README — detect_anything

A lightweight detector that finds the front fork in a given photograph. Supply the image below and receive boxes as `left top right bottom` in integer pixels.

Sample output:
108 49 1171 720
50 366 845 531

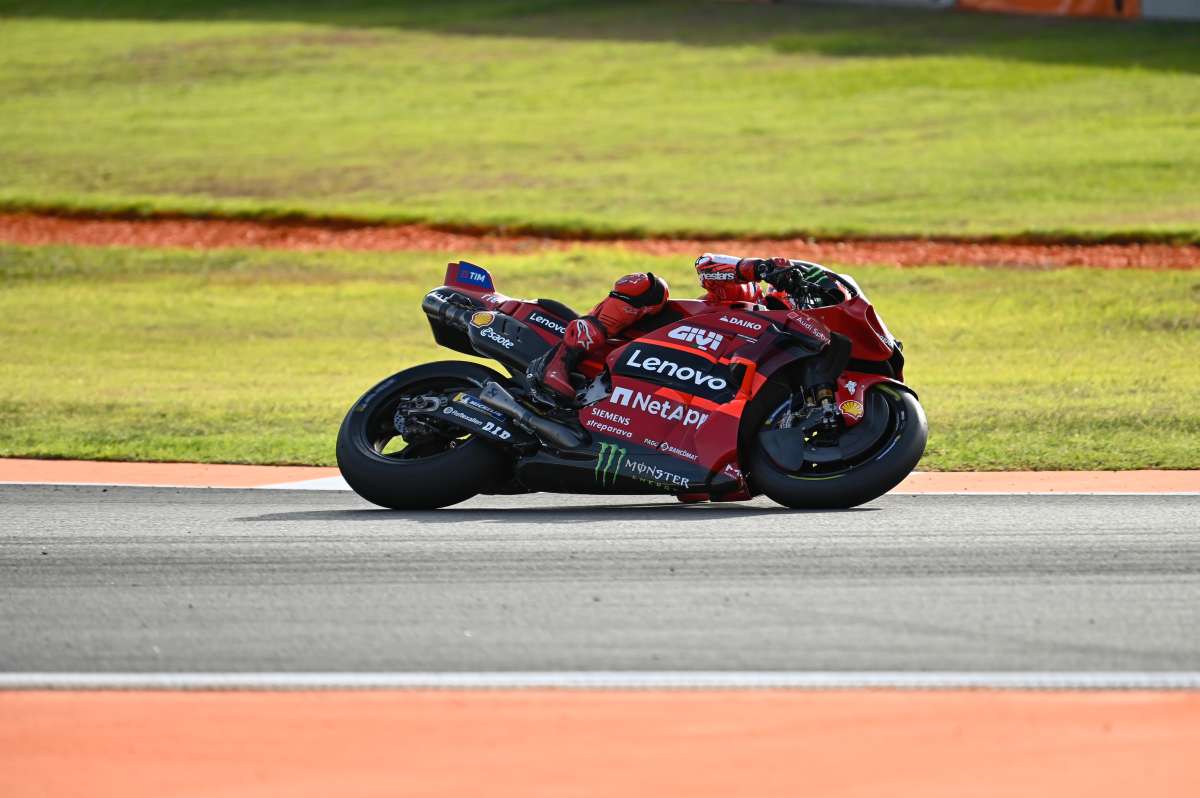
777 382 842 445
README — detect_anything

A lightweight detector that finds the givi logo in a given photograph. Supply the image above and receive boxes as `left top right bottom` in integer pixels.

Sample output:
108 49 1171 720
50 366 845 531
667 325 723 351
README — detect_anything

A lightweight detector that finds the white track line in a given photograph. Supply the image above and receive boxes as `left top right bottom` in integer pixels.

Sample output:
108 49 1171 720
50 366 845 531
3 671 1199 691
255 476 350 490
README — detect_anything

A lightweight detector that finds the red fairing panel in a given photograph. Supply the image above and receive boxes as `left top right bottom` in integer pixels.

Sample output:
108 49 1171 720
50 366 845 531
836 372 904 428
582 310 779 492
808 295 894 361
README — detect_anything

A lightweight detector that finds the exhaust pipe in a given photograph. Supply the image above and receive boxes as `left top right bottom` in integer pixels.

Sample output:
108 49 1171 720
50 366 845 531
479 381 588 450
422 290 476 330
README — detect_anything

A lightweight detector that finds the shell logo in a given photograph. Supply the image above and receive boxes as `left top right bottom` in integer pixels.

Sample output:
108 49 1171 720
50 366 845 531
839 400 864 421
470 311 495 327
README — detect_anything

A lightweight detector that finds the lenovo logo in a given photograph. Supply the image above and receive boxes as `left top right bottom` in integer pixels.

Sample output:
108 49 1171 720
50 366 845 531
527 312 566 336
612 344 735 402
623 348 728 391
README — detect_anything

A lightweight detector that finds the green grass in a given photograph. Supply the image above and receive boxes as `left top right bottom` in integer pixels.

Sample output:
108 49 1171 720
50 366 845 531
1 1 1198 240
1 243 1197 470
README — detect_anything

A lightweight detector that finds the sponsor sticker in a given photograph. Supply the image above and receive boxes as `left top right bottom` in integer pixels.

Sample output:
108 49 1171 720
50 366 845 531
445 399 513 440
453 392 503 419
479 326 515 349
594 443 691 489
457 262 494 289
608 386 708 429
442 405 483 426
591 407 631 426
527 312 566 336
667 325 724 352
612 345 733 402
839 399 865 421
595 442 627 486
719 315 763 332
657 441 698 462
584 418 632 439
786 311 830 344
480 419 512 440
569 319 596 348
470 311 495 327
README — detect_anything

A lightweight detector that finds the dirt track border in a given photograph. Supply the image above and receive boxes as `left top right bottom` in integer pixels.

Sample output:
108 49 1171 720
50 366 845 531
2 213 1198 269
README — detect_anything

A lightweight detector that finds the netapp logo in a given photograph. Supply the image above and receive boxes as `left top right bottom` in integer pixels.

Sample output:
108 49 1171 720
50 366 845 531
527 312 566 336
612 345 734 402
667 325 723 352
609 387 708 429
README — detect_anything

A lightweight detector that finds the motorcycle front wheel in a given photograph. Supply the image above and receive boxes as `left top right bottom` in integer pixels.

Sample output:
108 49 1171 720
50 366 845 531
745 383 927 509
336 361 513 510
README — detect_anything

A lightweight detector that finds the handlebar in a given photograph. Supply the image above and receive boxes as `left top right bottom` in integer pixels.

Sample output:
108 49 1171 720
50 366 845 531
761 265 853 305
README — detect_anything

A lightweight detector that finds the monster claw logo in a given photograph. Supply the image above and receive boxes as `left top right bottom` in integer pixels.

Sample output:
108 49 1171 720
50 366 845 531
594 442 626 486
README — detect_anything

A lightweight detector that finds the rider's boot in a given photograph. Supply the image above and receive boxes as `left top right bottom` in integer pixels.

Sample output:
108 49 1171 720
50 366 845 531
528 273 668 404
528 316 605 404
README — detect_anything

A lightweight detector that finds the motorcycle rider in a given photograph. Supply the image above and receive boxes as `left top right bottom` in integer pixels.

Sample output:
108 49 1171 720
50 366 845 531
530 253 844 401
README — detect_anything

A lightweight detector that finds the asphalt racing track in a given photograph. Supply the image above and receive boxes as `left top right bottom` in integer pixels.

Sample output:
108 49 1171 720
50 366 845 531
3 485 1198 676
4 479 1200 796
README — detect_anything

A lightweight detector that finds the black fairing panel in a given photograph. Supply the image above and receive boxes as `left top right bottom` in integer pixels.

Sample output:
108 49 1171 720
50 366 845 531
514 439 740 496
466 313 553 372
424 287 482 356
536 298 579 321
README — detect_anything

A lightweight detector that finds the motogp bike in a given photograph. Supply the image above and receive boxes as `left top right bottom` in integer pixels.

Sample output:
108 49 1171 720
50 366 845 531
336 260 926 509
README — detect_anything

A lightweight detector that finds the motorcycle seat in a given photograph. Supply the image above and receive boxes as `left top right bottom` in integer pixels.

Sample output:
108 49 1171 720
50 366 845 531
536 298 579 321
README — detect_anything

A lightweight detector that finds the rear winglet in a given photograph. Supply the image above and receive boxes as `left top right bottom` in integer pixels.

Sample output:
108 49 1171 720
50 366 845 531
445 260 495 292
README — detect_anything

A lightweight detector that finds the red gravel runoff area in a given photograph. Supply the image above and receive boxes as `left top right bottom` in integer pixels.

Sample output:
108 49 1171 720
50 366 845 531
1 213 1198 269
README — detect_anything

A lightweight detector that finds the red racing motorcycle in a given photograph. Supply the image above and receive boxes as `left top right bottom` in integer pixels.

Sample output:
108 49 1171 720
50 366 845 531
336 260 926 509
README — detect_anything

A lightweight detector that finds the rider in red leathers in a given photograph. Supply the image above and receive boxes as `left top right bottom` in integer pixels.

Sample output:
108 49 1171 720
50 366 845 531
530 253 842 401
530 271 669 400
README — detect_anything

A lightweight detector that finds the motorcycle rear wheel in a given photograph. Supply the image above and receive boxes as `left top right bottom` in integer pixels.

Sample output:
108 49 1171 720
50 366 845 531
336 361 513 510
745 383 927 510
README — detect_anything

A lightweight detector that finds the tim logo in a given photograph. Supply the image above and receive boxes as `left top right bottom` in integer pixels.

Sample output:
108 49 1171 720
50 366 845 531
667 325 723 352
456 261 494 290
595 442 626 486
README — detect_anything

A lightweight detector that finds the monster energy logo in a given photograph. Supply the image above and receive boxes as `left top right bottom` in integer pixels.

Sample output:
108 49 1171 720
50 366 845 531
594 442 626 486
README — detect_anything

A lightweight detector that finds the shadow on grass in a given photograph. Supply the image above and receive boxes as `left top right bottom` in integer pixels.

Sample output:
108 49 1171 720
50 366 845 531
236 502 879 524
2 0 1198 73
